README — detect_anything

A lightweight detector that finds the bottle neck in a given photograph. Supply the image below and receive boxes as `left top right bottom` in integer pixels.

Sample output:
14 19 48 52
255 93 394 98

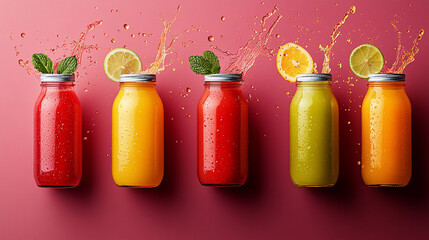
368 81 405 88
296 81 331 88
204 81 243 90
120 82 157 88
41 82 75 89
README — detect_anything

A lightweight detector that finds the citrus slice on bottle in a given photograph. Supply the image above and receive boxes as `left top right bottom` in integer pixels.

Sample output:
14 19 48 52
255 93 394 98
104 48 142 82
276 43 314 82
349 44 384 79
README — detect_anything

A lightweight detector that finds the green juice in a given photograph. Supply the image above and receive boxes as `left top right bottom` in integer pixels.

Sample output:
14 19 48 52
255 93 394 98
289 75 339 187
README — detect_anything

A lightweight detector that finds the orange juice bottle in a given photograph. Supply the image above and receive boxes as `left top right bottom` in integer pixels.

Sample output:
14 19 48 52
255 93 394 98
361 74 411 187
112 74 164 187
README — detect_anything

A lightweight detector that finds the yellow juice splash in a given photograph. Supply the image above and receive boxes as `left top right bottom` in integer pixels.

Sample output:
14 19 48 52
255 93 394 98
143 6 193 74
318 6 356 73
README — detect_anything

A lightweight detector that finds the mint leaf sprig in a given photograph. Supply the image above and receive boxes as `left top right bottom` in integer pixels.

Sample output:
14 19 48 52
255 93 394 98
188 50 220 75
32 53 78 74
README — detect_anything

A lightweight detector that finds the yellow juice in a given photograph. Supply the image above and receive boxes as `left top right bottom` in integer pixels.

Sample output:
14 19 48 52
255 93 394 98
112 75 164 187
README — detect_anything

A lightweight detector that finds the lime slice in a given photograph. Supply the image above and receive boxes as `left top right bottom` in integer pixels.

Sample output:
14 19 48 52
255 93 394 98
349 44 384 79
104 48 142 82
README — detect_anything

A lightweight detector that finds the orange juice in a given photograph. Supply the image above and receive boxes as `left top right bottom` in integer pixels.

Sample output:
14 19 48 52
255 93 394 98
112 74 164 187
361 74 411 187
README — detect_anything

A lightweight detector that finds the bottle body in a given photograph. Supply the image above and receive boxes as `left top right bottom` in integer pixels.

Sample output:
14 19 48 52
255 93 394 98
290 74 339 187
112 79 164 187
34 77 82 188
361 75 411 187
197 75 248 186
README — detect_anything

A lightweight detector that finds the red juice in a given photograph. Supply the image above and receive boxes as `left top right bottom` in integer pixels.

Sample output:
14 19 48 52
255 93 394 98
197 74 248 186
34 74 82 188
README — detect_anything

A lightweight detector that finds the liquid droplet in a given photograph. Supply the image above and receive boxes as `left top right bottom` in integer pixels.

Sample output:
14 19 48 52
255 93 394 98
18 59 25 66
111 38 115 43
186 87 191 93
337 62 342 68
208 36 215 42
357 161 361 166
20 33 26 38
84 88 88 92
418 29 424 40
131 34 135 38
221 16 226 21
124 24 130 30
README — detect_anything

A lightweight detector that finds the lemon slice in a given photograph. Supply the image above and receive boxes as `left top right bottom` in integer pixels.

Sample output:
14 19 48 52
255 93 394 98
349 44 384 79
104 48 142 82
277 43 314 82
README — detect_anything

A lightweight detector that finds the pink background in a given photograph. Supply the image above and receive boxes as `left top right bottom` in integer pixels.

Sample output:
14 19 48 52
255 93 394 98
1 0 428 239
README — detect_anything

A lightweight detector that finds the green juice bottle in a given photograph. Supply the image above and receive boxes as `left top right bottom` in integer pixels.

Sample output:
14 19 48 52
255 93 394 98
289 74 339 187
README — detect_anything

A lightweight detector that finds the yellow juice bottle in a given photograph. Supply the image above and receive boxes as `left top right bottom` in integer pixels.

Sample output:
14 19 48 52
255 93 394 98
112 74 164 187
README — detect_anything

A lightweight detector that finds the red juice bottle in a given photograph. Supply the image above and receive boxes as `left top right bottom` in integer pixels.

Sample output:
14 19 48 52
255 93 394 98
34 74 82 188
197 74 248 186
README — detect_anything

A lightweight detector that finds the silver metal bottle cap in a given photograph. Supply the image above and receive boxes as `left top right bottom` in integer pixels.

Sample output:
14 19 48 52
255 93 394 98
119 74 156 82
40 74 75 82
296 73 332 82
204 74 243 82
368 74 405 82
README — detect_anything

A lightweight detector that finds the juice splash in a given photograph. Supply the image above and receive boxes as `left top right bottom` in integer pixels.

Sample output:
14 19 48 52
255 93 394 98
318 6 356 73
215 6 282 76
143 6 188 74
381 22 424 74
14 20 102 78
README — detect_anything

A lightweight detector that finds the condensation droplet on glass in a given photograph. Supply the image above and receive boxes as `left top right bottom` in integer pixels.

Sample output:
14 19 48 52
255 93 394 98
208 36 215 42
124 24 130 30
83 137 88 141
131 34 135 38
221 16 226 21
20 33 26 38
18 59 25 66
186 87 191 93
84 88 88 92
111 38 115 43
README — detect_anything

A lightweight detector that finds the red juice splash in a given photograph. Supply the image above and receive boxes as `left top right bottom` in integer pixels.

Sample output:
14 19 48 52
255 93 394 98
381 22 424 74
318 6 356 74
214 6 282 76
14 20 102 78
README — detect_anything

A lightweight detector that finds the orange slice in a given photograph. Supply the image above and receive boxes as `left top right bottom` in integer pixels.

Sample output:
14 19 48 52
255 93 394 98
276 43 314 82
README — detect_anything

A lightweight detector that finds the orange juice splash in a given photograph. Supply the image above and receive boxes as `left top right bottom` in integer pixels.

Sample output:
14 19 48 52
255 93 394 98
15 20 102 78
143 6 186 74
318 6 356 73
215 6 282 76
381 22 424 74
